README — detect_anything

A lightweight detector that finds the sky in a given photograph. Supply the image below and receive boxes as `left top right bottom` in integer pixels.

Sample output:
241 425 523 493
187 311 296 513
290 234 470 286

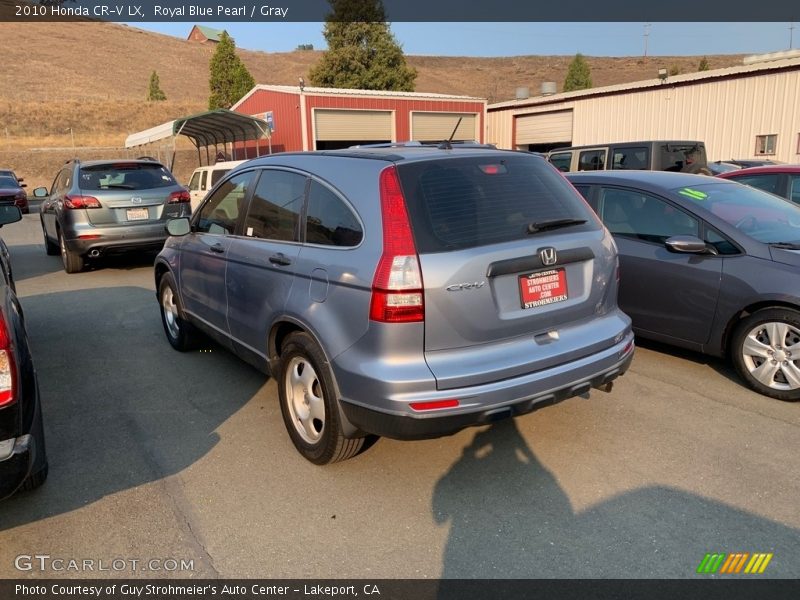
135 22 799 57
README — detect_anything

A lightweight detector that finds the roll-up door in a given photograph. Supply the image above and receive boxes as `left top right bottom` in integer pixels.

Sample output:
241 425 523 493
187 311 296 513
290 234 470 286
314 110 393 142
412 112 478 142
515 110 573 145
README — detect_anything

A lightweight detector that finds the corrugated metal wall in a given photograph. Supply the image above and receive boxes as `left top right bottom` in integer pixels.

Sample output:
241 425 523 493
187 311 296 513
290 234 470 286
488 68 800 162
235 89 303 154
304 96 486 150
237 91 487 152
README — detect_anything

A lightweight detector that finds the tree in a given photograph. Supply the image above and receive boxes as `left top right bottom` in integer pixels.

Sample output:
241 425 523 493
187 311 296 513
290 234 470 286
563 53 592 92
208 32 256 109
698 57 710 71
147 71 166 101
669 64 682 76
309 0 416 91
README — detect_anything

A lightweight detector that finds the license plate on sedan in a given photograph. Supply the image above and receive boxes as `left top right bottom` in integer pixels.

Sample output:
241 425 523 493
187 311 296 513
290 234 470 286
126 208 149 221
519 268 568 309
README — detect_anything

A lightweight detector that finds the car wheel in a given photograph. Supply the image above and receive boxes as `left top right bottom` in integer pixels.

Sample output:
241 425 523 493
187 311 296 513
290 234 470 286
278 332 364 464
732 308 800 401
158 272 198 351
58 228 83 274
42 222 58 256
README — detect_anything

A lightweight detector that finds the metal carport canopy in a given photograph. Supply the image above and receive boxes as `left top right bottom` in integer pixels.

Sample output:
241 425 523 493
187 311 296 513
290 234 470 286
173 109 270 163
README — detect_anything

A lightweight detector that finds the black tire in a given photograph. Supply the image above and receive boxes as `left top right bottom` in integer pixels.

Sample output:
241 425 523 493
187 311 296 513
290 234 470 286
278 332 364 464
58 228 83 273
158 272 199 351
43 222 58 256
731 308 800 401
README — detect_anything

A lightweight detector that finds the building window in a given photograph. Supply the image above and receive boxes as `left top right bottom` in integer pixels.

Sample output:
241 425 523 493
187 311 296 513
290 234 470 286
755 134 777 156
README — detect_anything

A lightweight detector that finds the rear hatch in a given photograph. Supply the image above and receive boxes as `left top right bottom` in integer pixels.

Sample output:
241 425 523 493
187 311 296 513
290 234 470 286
397 153 620 390
78 162 182 225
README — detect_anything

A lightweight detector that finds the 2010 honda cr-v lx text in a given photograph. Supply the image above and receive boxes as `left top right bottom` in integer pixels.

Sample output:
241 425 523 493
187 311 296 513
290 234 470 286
154 145 634 464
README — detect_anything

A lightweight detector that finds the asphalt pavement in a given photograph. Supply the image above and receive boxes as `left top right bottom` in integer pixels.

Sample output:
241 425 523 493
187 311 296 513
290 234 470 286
0 213 798 579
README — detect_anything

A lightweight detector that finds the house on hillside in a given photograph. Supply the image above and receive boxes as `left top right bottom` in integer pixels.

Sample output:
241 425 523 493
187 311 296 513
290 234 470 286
187 25 228 44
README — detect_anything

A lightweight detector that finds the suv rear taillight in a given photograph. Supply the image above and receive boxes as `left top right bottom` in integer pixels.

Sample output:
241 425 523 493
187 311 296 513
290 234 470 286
0 313 17 408
369 166 424 323
168 190 191 204
14 192 26 204
64 195 101 209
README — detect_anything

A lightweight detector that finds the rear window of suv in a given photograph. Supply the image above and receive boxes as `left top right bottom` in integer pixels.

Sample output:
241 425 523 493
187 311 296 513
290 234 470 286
79 163 177 191
397 154 597 253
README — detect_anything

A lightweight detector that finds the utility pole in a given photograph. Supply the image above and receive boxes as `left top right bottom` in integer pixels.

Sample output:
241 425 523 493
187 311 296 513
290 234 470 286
643 23 651 59
66 128 75 150
790 21 795 49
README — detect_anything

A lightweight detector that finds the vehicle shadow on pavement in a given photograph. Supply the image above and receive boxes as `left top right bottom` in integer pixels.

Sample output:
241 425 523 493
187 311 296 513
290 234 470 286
433 419 800 578
5 245 64 282
633 337 743 388
9 245 161 284
0 287 266 532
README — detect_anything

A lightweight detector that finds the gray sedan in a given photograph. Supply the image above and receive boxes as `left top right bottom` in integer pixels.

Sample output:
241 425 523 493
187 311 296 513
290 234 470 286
567 170 800 401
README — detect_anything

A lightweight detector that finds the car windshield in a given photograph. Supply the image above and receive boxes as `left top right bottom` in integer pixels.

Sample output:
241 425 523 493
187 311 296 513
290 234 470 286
0 176 18 188
79 163 177 191
672 181 800 244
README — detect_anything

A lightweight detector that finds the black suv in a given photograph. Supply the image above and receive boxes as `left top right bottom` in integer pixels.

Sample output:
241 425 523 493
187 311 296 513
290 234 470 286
0 206 47 499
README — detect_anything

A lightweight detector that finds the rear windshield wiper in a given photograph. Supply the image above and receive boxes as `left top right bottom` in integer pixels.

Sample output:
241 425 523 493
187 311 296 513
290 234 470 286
101 184 136 189
769 242 800 250
527 218 587 234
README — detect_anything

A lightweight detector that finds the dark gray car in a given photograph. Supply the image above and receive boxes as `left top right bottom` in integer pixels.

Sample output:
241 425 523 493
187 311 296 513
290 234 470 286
38 159 191 273
156 147 634 463
567 170 800 401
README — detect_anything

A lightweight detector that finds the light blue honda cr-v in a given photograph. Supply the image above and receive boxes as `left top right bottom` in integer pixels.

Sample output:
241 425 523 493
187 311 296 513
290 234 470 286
155 146 634 464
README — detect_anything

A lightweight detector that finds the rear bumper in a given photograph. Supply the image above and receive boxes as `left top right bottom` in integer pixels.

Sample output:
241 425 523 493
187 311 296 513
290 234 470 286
338 332 634 440
0 434 34 500
63 223 169 255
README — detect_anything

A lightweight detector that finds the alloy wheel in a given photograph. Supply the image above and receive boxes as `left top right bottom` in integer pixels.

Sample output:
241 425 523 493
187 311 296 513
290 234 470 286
741 321 800 391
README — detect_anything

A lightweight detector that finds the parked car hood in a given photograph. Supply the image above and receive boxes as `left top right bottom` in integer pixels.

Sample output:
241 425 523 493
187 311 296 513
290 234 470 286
769 246 800 268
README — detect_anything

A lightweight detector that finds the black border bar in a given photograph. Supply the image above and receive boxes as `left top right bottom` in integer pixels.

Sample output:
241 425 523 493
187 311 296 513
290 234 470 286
1 0 798 22
5 579 800 600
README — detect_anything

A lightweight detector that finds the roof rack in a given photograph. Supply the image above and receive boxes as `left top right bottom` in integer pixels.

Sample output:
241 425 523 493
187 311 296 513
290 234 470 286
349 140 496 150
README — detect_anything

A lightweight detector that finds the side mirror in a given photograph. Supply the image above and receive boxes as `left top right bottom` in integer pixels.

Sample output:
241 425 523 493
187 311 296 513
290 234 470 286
665 235 718 256
0 206 22 228
33 187 48 198
166 217 191 236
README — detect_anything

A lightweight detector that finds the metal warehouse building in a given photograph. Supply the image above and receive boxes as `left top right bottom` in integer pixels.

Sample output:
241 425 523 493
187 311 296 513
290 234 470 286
487 52 800 163
232 85 487 152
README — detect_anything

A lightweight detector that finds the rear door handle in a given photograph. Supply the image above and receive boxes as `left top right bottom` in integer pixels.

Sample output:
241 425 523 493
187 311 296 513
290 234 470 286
269 253 292 266
209 243 226 254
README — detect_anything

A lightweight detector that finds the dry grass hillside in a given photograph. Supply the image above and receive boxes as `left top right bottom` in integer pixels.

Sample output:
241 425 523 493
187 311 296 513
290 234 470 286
0 20 745 186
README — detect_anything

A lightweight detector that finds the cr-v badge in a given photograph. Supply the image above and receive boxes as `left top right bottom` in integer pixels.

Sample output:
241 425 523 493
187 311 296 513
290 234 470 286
446 282 486 291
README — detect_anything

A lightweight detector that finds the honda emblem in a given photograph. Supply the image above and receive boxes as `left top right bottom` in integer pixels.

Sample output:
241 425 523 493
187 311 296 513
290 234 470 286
539 247 557 266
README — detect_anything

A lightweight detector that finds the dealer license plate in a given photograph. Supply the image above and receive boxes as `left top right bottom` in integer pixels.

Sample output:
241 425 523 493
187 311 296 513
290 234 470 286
518 268 568 309
126 208 149 221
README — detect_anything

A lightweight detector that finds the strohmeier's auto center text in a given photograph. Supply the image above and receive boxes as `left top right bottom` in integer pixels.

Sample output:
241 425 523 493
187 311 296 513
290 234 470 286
15 583 378 597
